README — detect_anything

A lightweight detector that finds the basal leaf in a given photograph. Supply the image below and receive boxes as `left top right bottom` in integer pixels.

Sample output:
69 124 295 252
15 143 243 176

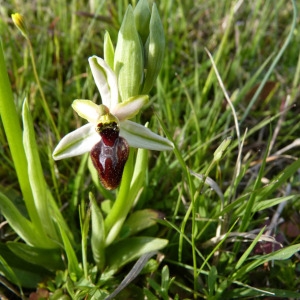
0 192 51 248
90 193 106 271
7 242 63 271
121 209 161 238
105 237 168 275
22 99 59 244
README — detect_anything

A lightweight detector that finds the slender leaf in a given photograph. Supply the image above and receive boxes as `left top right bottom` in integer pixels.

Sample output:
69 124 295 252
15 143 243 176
208 266 218 297
233 244 300 280
105 237 168 275
252 195 295 212
90 193 106 271
0 40 37 231
22 99 59 243
80 203 90 279
235 227 265 269
0 255 21 289
105 251 157 300
0 192 51 248
7 242 63 271
225 287 300 299
58 222 82 281
0 243 51 288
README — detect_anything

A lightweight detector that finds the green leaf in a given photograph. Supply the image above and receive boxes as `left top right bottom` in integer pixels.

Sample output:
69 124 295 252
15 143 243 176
161 265 170 292
0 191 50 248
252 195 295 212
0 243 51 288
22 99 59 244
0 255 21 289
235 227 265 269
47 189 74 244
208 266 218 296
106 251 157 300
143 288 158 300
58 222 82 281
224 287 300 299
7 242 63 271
256 158 300 202
80 202 90 279
90 193 106 271
233 244 300 280
122 209 161 238
213 136 232 162
0 41 35 227
105 237 168 275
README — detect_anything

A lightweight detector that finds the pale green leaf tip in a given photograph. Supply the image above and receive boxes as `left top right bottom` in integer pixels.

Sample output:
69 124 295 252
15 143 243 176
214 137 232 161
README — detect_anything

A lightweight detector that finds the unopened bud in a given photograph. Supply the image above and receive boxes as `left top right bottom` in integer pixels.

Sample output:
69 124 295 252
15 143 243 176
11 13 28 38
134 0 151 44
213 137 232 162
142 3 165 94
114 5 144 102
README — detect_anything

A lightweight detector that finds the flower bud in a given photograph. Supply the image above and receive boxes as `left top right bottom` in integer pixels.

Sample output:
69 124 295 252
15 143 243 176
213 137 232 162
11 13 28 38
133 0 151 44
141 3 165 94
114 5 144 102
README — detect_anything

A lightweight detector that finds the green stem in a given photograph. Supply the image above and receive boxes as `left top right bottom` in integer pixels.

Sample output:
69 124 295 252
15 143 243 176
104 149 134 245
0 40 41 228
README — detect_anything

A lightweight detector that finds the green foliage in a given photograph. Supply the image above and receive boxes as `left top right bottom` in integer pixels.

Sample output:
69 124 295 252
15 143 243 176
1 0 300 299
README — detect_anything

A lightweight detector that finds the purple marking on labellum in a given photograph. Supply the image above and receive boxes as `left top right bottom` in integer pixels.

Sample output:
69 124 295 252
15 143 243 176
90 133 129 190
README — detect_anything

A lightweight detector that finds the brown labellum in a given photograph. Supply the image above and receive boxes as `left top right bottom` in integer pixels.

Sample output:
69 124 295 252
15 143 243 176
90 136 129 190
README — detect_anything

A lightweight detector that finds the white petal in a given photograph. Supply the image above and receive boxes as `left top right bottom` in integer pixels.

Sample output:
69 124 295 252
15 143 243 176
72 100 101 123
53 123 100 160
88 56 119 108
112 95 149 121
120 120 174 151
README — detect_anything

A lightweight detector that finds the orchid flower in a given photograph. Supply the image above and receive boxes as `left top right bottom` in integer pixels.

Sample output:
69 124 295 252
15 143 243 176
53 56 173 188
